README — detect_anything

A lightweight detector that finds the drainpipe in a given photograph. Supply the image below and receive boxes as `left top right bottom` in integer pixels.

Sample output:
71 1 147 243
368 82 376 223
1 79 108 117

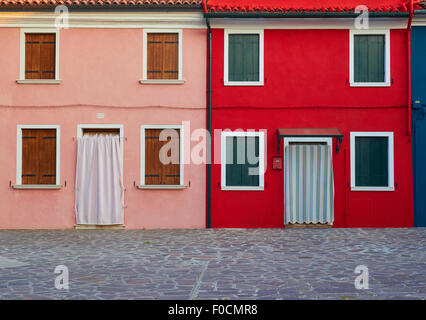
204 0 212 228
407 0 414 136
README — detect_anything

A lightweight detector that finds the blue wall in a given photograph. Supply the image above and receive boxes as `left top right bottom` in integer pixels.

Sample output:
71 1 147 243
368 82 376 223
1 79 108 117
412 27 426 104
411 26 426 227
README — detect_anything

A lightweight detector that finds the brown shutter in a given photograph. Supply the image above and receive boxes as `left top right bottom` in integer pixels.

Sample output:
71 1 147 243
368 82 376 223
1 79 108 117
25 34 41 80
162 129 180 185
38 129 57 184
145 129 180 185
147 33 178 80
22 129 39 184
25 33 55 80
40 34 56 79
21 129 56 185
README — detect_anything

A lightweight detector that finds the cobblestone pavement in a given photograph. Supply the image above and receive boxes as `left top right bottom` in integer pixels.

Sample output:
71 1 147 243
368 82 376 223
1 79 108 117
0 228 425 300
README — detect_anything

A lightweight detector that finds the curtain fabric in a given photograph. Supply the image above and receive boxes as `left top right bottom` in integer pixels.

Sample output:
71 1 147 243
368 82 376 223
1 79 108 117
75 134 124 225
284 144 334 224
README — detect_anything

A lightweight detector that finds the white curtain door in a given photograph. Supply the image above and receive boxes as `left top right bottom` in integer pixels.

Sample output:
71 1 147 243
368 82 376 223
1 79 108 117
75 134 124 225
284 144 334 224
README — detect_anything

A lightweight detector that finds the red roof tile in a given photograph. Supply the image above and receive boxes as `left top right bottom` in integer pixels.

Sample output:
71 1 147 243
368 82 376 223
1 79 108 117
205 0 422 13
0 0 201 8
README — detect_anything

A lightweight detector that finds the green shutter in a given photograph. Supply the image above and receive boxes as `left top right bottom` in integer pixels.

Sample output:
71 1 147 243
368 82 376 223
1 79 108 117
228 34 260 82
354 35 385 83
245 137 260 186
355 137 388 187
226 136 260 187
226 137 243 186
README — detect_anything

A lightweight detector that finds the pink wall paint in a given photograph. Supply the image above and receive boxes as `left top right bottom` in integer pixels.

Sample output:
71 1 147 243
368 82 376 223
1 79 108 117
0 28 206 108
0 28 206 229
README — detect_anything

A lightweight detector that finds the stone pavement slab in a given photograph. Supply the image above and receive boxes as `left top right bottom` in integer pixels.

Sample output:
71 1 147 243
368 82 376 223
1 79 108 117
0 228 424 300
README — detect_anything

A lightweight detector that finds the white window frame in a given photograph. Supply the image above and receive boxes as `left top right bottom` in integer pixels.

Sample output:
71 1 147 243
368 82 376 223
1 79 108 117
16 125 61 186
349 29 390 87
350 131 394 191
19 28 60 82
140 125 184 187
142 29 183 83
224 29 264 86
221 131 265 191
77 124 124 180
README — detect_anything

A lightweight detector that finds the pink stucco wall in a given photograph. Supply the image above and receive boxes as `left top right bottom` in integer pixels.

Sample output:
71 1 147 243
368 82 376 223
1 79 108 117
0 27 207 229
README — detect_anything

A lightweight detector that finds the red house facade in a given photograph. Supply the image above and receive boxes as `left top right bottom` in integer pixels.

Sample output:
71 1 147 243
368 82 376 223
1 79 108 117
205 0 418 228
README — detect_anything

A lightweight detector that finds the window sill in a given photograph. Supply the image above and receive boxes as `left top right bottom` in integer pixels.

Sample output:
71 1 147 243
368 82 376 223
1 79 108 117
16 79 62 85
12 184 62 190
351 186 394 192
349 82 390 87
221 186 264 191
224 81 264 86
137 184 187 190
139 79 185 85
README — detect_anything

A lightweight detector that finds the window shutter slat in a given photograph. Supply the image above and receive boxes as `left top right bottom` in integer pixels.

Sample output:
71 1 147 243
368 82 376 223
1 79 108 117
244 137 260 186
225 136 235 186
147 34 162 80
163 34 178 80
162 130 180 185
145 129 161 185
354 35 361 82
25 35 33 79
25 34 41 80
40 34 56 80
22 129 39 184
244 37 259 81
229 35 242 81
226 137 244 187
38 129 57 184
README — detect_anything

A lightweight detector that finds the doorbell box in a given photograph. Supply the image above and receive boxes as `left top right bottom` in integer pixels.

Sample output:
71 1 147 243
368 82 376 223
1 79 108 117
272 156 282 170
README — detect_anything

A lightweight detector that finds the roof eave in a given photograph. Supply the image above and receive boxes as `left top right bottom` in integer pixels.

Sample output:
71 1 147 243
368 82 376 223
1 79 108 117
0 4 202 12
205 11 411 18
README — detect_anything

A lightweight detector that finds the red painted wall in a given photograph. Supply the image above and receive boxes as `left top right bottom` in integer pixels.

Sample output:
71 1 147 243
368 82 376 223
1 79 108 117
210 28 413 228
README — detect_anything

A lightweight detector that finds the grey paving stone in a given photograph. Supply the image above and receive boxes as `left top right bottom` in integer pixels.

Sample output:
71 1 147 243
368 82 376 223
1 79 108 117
0 228 424 299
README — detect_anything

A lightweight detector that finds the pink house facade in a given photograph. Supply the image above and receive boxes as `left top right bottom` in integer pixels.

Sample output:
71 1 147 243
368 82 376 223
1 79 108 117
0 1 207 229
